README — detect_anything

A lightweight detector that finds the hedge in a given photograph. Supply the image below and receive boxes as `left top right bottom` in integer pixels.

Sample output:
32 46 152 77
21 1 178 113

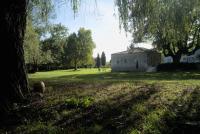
157 63 200 71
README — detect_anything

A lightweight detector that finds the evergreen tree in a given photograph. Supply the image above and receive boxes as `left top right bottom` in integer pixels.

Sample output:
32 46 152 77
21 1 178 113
96 53 101 68
101 51 106 66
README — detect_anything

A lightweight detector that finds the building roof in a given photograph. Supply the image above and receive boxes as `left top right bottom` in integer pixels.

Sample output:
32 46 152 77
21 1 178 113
112 47 157 55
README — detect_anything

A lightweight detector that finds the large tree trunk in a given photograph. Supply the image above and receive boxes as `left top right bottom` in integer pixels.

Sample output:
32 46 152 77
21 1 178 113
163 47 182 63
0 0 29 118
172 55 181 63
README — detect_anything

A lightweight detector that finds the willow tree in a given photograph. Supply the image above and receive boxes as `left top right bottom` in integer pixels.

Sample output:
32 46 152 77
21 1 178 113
77 28 96 67
115 0 200 63
0 0 81 117
24 20 41 72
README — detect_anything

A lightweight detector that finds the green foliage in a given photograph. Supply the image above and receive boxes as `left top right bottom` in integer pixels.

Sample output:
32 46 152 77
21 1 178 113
65 97 80 108
64 33 79 69
64 28 95 70
27 0 83 26
40 50 53 65
78 28 96 65
65 97 93 108
81 97 94 108
26 1 95 69
28 0 55 26
130 129 140 134
41 24 68 65
24 20 41 66
115 0 200 62
50 23 68 39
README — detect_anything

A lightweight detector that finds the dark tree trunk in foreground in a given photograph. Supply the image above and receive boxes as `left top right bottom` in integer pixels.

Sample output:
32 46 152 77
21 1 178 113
0 0 29 118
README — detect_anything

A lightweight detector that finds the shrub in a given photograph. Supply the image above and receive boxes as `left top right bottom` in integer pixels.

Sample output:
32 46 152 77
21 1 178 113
65 97 94 108
157 63 200 72
80 97 94 108
65 98 80 108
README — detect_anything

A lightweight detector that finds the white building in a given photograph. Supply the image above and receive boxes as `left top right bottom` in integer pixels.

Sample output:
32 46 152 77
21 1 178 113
111 47 161 72
180 49 200 63
163 56 173 63
163 49 200 63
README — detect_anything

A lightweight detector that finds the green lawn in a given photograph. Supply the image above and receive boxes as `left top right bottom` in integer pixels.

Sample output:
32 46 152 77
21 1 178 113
2 68 200 134
29 68 200 85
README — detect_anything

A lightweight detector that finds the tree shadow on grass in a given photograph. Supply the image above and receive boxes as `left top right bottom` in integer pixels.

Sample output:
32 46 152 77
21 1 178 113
162 87 200 134
37 71 200 83
54 84 161 134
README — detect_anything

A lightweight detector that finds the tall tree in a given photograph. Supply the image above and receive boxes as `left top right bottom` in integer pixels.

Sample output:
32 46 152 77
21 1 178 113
64 28 95 70
115 0 200 63
0 0 29 116
64 33 79 70
24 20 41 71
96 54 101 68
41 24 68 65
101 51 106 66
77 28 96 65
0 0 81 117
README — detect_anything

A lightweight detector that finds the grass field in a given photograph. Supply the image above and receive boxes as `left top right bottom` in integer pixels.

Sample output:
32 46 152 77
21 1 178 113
2 68 200 134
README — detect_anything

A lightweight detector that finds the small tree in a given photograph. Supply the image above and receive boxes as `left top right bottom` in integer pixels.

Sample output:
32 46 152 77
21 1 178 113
96 53 101 69
101 51 106 66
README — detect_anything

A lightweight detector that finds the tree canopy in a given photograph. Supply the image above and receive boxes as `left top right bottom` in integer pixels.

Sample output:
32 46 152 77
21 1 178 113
24 20 41 67
27 0 81 24
64 28 95 70
77 28 96 65
115 0 200 63
41 23 68 65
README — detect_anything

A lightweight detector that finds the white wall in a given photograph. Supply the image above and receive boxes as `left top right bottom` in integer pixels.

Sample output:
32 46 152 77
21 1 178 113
180 49 200 63
111 53 148 71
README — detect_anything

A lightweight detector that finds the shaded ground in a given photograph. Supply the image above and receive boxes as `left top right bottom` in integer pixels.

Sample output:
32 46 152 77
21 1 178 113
1 69 200 134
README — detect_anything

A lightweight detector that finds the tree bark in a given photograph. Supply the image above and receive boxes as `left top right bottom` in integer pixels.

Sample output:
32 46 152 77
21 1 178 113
172 55 181 63
0 0 29 117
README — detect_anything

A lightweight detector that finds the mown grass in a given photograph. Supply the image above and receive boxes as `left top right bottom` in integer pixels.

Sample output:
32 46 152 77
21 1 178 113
1 68 200 134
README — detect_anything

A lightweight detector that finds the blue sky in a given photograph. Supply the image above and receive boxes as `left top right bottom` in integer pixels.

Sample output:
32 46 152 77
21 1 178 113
53 0 152 61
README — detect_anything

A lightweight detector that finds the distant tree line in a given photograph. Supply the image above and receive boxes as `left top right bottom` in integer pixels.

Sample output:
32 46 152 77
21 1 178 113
24 21 96 72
